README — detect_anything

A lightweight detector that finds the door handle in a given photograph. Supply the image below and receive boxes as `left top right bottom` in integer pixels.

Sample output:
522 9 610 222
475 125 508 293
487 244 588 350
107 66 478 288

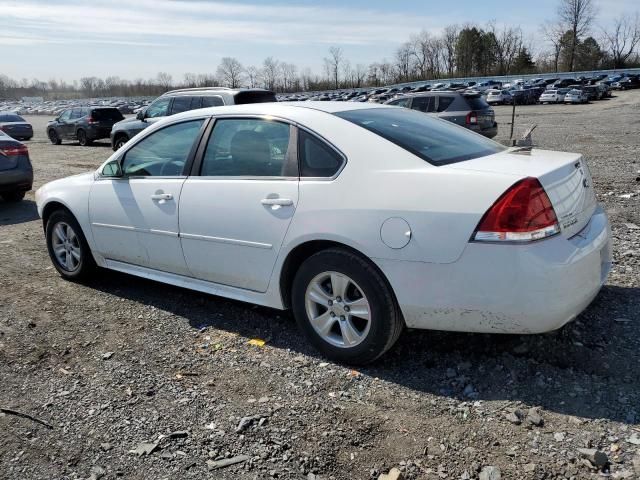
261 198 293 206
151 193 173 201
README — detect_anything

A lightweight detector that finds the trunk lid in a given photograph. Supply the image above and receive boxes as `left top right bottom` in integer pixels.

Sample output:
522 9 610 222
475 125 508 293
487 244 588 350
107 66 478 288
447 148 597 238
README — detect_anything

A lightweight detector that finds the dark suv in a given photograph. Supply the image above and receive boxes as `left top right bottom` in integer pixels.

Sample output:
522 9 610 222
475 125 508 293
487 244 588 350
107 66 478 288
47 107 124 146
386 91 497 138
110 87 277 150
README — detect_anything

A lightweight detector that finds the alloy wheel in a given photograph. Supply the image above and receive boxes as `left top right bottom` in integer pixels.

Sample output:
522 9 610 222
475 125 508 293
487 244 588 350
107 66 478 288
304 271 371 348
51 222 82 272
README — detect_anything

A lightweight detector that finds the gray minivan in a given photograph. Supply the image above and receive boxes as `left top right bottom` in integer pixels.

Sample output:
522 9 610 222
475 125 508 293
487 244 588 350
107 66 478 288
385 92 497 138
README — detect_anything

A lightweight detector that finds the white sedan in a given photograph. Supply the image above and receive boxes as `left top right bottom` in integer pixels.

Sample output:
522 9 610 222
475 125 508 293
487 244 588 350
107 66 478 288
36 102 612 364
539 88 569 104
486 89 513 105
564 89 589 104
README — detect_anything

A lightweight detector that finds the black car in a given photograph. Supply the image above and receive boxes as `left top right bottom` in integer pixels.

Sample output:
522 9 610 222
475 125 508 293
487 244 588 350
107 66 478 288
618 76 640 90
110 87 277 150
0 131 32 202
552 78 577 89
0 112 33 141
47 107 124 146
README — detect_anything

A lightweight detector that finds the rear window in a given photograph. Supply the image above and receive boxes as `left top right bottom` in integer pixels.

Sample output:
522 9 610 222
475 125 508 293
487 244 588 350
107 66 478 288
91 108 124 121
335 108 505 166
464 96 490 110
233 90 276 105
0 114 25 122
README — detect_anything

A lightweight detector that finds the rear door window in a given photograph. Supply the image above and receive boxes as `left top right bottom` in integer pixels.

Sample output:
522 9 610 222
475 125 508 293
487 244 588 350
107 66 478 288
200 118 291 177
387 98 411 108
170 96 193 115
335 107 505 166
411 96 435 113
70 108 84 120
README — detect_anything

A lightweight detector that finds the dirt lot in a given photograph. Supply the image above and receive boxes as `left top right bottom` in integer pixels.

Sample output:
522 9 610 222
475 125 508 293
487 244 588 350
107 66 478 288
1 93 639 480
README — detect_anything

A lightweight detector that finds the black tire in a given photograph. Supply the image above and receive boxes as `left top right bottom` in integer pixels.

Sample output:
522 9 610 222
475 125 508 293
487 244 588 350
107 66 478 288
113 135 129 151
48 129 62 145
45 209 96 281
1 191 25 202
291 248 403 364
77 129 92 146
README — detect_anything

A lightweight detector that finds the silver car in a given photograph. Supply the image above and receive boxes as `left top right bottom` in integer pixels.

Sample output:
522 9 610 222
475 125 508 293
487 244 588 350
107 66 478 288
564 89 588 104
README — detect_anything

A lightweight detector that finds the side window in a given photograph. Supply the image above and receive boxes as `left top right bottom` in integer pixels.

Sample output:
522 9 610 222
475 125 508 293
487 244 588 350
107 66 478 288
201 96 224 107
70 108 83 120
201 118 291 177
146 97 171 118
170 96 192 115
388 98 411 108
411 96 434 113
121 120 204 177
299 130 343 178
436 97 454 112
59 110 71 121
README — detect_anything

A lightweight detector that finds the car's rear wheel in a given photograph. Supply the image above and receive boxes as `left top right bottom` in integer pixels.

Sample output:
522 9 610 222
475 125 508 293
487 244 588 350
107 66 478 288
48 129 62 145
77 129 92 146
291 248 403 364
45 210 95 280
1 191 25 202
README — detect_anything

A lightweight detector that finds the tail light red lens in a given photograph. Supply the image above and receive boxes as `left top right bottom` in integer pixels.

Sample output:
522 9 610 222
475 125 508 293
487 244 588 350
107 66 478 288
466 112 478 125
88 117 98 124
0 145 28 157
472 177 560 242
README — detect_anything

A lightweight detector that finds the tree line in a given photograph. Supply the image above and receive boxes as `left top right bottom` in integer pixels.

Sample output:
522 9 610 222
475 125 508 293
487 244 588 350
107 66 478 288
1 0 638 100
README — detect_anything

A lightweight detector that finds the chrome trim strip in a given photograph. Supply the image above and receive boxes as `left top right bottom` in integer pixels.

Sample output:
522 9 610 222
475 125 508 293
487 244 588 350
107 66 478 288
179 232 272 249
92 223 178 237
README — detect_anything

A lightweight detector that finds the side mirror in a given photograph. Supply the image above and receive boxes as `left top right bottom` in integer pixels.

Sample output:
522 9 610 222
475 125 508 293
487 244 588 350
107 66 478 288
101 160 123 178
136 109 146 121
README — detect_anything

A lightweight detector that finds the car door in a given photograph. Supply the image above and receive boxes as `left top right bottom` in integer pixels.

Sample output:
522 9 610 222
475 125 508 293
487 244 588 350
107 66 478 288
67 108 83 138
89 118 207 275
56 109 72 138
179 117 299 292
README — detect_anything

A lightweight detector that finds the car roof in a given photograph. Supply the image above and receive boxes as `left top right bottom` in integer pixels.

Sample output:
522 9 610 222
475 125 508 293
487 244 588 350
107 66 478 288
162 87 273 97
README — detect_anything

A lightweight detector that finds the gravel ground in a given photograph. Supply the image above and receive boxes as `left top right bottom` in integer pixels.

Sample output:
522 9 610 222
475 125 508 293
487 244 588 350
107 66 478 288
1 92 639 480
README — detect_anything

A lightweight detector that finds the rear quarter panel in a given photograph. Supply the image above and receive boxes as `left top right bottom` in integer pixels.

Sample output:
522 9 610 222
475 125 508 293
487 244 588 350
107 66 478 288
278 111 521 265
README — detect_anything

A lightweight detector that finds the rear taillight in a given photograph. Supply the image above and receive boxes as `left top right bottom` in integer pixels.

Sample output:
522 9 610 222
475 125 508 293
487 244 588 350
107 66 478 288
0 145 28 157
88 116 98 125
466 112 478 125
472 177 560 242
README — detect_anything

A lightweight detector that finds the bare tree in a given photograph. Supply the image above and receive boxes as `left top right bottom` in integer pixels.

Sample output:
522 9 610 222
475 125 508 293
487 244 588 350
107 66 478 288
602 13 640 68
262 57 280 91
216 57 244 88
354 64 367 87
541 21 566 72
324 46 343 89
244 66 260 88
441 24 459 76
557 0 597 71
156 72 173 90
489 22 523 75
394 42 413 82
280 62 297 91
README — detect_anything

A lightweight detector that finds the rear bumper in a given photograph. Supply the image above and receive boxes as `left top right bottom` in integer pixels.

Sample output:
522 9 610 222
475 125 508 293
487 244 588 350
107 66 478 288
86 125 112 140
377 205 611 334
470 124 498 138
0 168 33 193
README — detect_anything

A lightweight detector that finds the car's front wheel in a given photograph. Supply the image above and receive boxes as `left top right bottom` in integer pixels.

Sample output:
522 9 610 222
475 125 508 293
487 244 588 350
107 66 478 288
113 135 129 151
45 210 96 280
291 248 403 364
